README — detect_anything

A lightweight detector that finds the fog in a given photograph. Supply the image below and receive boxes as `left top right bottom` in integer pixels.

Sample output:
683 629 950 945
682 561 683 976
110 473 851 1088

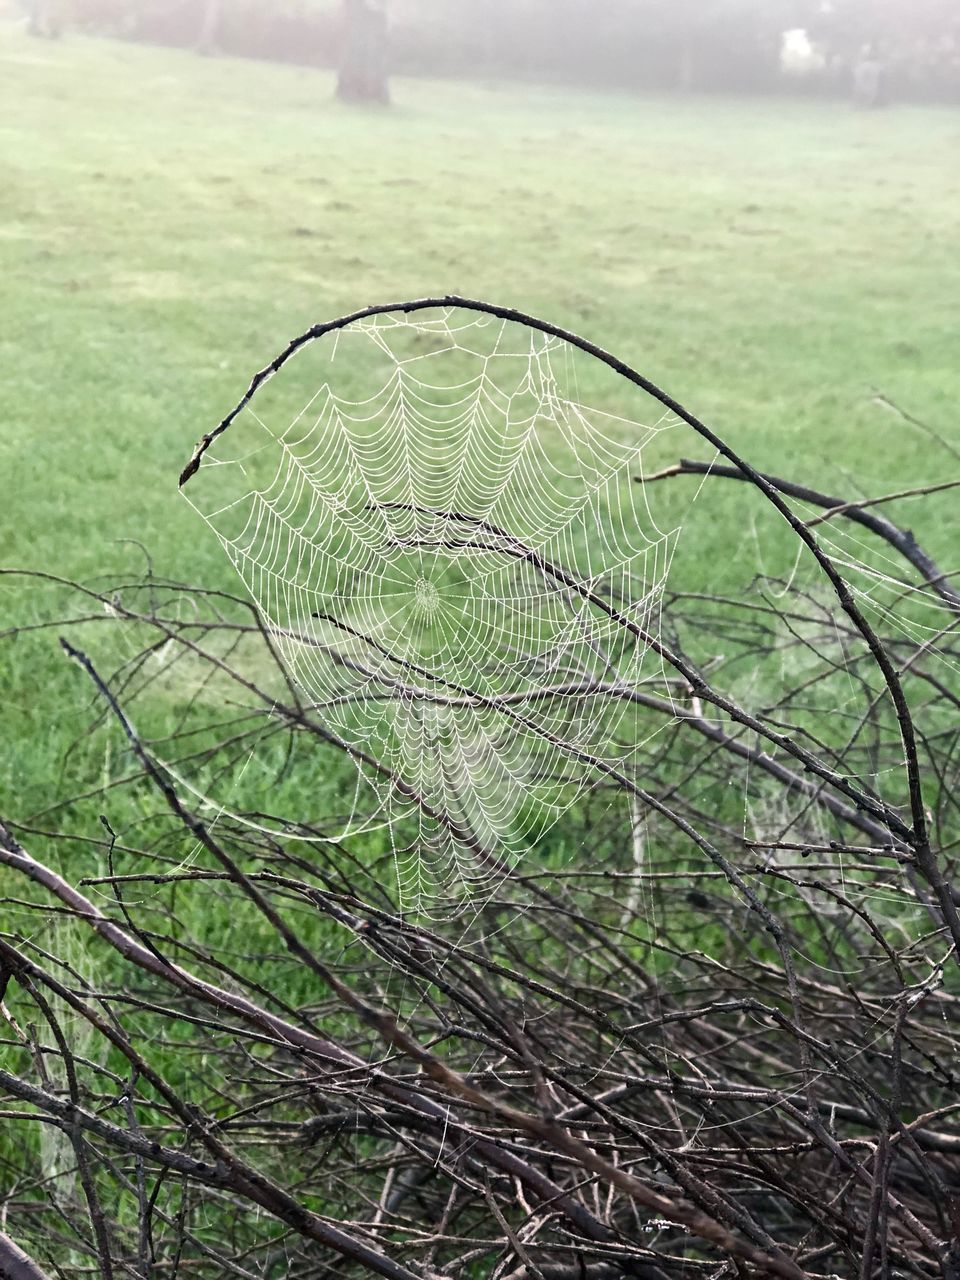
17 0 960 103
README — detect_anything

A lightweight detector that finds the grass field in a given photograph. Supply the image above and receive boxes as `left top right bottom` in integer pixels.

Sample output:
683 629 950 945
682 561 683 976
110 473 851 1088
2 23 959 814
1 32 959 1272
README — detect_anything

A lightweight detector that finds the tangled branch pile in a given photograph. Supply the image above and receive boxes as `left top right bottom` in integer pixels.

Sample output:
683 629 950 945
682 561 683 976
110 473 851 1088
1 302 959 1280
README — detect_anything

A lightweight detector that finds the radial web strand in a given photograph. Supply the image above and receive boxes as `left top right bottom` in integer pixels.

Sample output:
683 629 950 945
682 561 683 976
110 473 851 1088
183 308 691 917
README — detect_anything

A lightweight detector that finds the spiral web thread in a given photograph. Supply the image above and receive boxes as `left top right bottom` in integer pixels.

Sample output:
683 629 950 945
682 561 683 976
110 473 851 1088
184 308 685 918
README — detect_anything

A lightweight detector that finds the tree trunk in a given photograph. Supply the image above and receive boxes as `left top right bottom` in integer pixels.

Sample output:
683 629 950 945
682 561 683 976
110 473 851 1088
197 0 222 56
26 0 64 38
677 42 696 91
337 0 390 105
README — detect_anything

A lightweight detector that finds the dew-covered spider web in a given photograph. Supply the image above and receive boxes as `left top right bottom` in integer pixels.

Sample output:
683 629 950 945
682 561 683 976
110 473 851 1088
181 307 695 917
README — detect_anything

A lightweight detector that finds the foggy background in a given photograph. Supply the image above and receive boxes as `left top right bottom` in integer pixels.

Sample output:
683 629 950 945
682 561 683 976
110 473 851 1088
4 0 958 661
16 0 960 102
3 0 957 629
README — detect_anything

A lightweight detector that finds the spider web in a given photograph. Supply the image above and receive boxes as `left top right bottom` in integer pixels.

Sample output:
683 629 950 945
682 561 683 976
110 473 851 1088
182 307 688 918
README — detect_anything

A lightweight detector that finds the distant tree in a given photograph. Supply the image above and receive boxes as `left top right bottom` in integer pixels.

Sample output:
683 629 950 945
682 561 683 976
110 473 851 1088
337 0 390 103
800 0 954 53
52 0 960 102
852 49 885 107
25 0 65 37
196 0 221 55
641 0 793 91
799 0 960 103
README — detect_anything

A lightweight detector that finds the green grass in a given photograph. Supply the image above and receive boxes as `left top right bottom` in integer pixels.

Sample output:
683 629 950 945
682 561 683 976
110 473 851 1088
1 37 956 1264
1 24 959 825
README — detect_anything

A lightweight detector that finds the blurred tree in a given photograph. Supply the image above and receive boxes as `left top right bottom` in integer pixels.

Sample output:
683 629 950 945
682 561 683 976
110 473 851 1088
336 0 390 104
25 0 65 36
59 0 960 102
392 0 793 91
798 0 960 102
639 0 793 91
800 0 956 52
196 0 220 55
